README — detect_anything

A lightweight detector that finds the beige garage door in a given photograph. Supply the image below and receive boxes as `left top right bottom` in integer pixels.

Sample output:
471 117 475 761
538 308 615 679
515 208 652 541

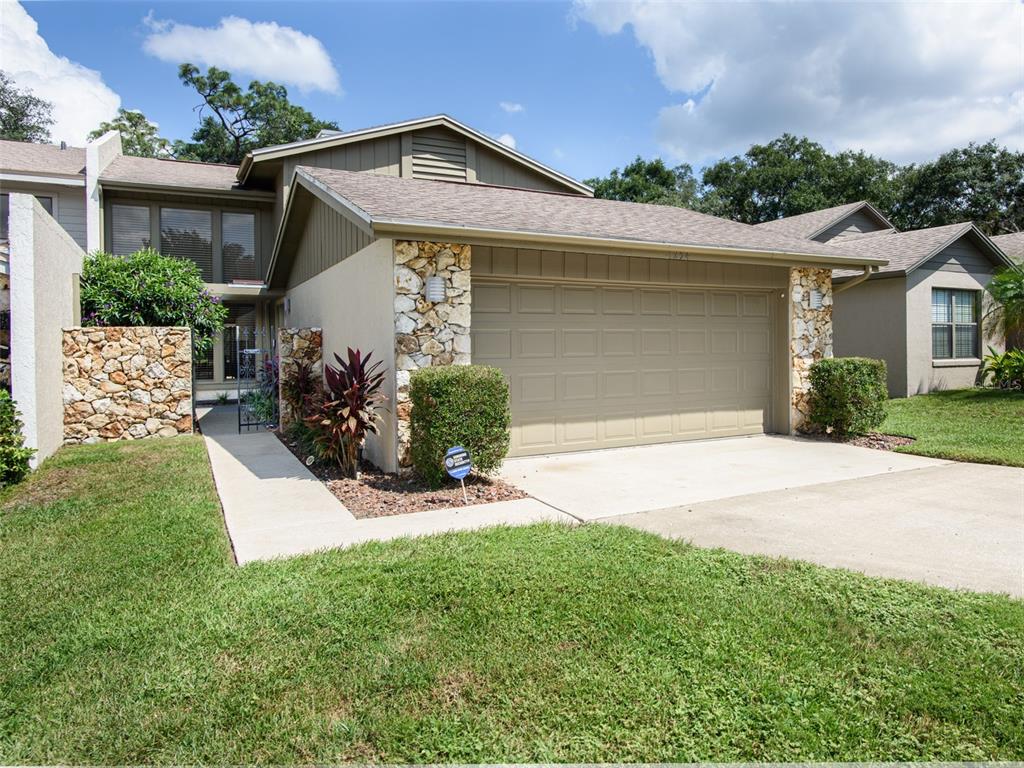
472 279 774 457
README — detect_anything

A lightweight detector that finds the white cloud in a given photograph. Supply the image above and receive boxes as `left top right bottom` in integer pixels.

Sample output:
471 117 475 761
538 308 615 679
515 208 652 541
143 14 340 94
500 101 525 113
0 1 120 145
494 133 517 149
575 1 1024 164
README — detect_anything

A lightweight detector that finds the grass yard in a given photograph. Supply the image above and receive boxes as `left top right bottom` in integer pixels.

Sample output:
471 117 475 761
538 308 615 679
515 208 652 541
882 388 1024 467
1 438 1022 763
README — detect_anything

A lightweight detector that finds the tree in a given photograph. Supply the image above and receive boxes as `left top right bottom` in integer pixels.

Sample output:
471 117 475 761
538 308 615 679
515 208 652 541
586 157 699 208
80 249 227 354
985 265 1024 344
891 142 1024 236
88 108 171 158
0 71 53 143
173 64 339 165
699 134 899 224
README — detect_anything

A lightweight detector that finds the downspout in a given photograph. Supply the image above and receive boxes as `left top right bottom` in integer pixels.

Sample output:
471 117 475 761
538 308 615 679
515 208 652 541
833 265 875 293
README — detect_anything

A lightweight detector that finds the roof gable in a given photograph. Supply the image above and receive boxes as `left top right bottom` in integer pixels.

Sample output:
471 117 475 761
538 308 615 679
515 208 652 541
756 201 894 242
238 115 592 196
991 232 1024 264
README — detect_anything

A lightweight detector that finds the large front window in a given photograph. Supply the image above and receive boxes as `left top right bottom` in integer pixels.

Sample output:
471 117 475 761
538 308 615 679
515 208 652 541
160 208 213 281
221 212 257 282
932 288 979 360
110 204 150 255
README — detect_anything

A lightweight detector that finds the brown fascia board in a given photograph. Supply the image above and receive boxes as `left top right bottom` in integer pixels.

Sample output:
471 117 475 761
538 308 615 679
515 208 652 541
99 179 275 202
238 114 593 196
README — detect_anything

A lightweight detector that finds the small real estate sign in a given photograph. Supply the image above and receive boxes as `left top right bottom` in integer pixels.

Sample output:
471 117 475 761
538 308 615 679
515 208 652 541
444 446 472 503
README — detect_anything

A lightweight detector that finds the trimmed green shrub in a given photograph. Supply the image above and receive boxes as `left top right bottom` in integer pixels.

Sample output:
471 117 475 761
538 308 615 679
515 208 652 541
981 346 1024 389
807 357 888 437
409 365 510 488
80 249 227 354
0 391 34 487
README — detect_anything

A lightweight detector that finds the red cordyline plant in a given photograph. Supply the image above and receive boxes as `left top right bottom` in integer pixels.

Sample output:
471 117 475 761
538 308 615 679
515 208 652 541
305 348 387 478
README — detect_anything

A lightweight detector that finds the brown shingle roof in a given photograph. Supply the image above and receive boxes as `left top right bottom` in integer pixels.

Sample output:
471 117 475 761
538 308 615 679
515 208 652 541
831 222 998 278
297 167 884 266
100 155 244 192
754 201 872 240
0 140 85 177
991 232 1024 264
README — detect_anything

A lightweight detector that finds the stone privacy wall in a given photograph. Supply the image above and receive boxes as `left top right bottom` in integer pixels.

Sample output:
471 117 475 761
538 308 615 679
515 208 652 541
278 327 323 428
62 327 192 444
790 267 833 431
393 240 472 468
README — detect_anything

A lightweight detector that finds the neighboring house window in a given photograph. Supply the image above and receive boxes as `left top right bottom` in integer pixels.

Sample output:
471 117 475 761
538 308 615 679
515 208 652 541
0 194 53 239
160 208 213 281
221 212 257 282
110 204 151 255
932 288 979 359
222 303 256 380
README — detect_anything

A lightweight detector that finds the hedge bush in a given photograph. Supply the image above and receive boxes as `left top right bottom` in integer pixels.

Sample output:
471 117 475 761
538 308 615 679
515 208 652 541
409 365 510 488
807 357 888 437
0 391 34 487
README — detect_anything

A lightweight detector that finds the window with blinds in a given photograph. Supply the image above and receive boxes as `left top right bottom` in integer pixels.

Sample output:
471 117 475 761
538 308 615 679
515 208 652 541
160 208 213 280
932 288 978 360
110 204 150 255
222 212 257 282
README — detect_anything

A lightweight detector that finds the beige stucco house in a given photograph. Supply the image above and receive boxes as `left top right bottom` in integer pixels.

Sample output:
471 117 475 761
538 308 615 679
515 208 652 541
758 202 1016 397
2 116 886 472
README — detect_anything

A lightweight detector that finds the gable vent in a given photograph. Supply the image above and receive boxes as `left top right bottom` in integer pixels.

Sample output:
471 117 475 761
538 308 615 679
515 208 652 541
411 131 467 182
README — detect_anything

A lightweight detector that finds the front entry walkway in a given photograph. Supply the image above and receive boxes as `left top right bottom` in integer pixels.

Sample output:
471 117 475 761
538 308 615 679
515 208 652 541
199 406 570 564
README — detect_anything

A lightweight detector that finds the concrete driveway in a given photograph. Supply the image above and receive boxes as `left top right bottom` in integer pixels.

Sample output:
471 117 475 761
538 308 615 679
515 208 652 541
502 436 1024 597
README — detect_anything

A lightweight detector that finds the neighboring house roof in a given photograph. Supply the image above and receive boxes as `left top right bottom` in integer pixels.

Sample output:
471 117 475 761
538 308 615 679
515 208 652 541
755 201 894 241
269 167 888 285
991 232 1024 264
99 155 272 199
0 140 86 181
831 222 1014 279
238 114 593 196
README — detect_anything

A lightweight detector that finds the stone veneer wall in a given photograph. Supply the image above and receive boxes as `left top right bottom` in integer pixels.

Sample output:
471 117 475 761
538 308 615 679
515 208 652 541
278 327 323 428
393 240 472 468
62 327 192 444
789 267 833 431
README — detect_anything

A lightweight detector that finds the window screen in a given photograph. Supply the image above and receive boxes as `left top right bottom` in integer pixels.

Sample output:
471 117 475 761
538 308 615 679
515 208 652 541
931 288 978 360
222 212 257 282
110 204 151 255
160 208 213 280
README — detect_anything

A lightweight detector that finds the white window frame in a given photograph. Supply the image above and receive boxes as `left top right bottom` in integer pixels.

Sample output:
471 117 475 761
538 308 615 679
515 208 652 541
931 288 980 361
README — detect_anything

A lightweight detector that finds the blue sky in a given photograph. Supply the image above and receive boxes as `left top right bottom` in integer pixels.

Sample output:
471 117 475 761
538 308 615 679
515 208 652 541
4 1 1023 181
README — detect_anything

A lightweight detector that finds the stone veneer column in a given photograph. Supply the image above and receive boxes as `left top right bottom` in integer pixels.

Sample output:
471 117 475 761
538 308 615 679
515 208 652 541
789 267 833 432
277 327 323 429
393 241 471 469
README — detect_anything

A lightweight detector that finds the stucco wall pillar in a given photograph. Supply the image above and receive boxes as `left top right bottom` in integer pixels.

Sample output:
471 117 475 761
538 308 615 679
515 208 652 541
393 241 471 469
789 267 833 432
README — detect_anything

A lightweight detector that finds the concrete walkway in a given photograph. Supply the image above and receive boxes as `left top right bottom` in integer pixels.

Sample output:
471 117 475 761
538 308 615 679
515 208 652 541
199 406 571 564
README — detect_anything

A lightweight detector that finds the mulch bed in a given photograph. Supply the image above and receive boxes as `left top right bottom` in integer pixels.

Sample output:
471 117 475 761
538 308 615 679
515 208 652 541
276 431 528 518
844 432 916 451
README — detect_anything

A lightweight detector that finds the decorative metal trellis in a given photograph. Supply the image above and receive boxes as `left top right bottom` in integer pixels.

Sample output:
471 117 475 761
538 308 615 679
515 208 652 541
233 325 278 433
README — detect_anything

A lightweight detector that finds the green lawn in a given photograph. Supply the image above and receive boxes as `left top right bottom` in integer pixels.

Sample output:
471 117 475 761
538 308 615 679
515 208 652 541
2 438 1022 763
882 388 1024 467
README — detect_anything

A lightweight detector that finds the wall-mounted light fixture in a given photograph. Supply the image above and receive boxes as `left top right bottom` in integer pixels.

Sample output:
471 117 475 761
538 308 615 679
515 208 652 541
809 288 824 309
424 275 446 303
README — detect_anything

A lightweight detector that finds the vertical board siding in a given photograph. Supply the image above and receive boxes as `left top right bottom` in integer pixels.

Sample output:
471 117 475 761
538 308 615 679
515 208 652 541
473 145 573 194
287 197 372 289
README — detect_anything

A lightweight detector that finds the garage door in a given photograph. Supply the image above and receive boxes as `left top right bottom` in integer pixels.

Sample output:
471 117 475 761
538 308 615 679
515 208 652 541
472 280 774 457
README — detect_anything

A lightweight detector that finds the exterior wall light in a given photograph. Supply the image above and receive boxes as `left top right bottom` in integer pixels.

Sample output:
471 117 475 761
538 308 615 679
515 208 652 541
424 275 446 303
809 288 824 309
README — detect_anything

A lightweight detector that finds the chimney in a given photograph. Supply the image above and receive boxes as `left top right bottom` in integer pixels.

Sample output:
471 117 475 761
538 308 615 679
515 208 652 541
60 141 67 150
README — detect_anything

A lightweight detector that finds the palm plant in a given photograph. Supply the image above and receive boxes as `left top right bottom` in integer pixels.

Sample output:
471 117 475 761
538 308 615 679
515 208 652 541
305 348 387 478
985 264 1024 346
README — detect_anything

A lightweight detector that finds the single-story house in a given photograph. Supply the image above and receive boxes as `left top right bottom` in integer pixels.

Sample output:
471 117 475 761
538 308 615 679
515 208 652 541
2 116 887 471
757 202 1016 397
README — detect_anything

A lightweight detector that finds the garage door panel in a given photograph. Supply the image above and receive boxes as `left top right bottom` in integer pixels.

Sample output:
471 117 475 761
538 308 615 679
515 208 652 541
472 280 774 457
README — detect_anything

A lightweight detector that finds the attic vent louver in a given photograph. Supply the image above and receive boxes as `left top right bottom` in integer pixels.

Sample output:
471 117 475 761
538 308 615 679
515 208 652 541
410 130 467 182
